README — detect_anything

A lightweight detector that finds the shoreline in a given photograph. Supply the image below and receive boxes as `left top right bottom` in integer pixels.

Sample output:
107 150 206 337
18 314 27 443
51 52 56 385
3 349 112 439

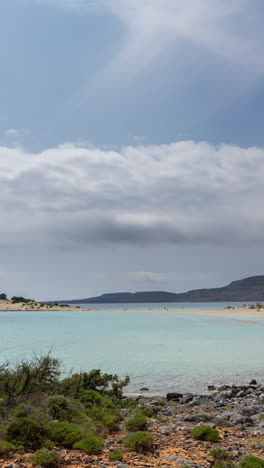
1 301 264 316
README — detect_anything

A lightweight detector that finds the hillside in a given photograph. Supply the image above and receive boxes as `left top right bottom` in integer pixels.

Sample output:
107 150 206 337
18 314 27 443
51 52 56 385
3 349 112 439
59 275 264 303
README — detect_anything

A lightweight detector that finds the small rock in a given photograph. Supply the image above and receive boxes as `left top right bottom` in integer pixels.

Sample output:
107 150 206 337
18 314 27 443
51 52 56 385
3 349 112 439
166 392 183 402
250 379 257 385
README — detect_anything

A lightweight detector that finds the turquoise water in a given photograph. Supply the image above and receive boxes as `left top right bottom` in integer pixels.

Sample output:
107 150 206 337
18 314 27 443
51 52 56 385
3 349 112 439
0 308 264 392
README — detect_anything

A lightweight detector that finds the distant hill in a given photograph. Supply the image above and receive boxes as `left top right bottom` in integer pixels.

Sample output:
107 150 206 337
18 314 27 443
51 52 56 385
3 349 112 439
56 275 264 303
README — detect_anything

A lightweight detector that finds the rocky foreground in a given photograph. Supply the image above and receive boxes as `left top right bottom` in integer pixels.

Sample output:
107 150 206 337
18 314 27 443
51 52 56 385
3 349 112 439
2 380 264 468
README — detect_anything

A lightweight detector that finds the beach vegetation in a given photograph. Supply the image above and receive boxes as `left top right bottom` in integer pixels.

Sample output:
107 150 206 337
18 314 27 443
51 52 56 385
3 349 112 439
29 448 58 467
240 456 264 468
197 413 215 421
191 426 219 442
45 422 84 448
109 448 124 461
141 406 157 418
29 449 58 468
209 449 230 459
122 431 154 452
213 461 236 468
0 440 15 455
0 293 7 300
7 417 47 449
73 435 104 453
0 354 133 454
125 410 147 431
11 296 32 303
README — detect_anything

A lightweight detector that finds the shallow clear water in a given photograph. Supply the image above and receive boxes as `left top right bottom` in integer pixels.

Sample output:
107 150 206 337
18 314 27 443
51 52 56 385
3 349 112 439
0 306 263 392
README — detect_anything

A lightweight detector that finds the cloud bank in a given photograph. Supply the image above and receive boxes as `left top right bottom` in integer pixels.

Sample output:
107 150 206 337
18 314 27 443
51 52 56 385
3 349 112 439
1 140 264 249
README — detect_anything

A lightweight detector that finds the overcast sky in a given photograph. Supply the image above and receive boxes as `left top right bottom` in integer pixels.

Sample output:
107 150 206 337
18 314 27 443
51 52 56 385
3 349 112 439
1 0 264 300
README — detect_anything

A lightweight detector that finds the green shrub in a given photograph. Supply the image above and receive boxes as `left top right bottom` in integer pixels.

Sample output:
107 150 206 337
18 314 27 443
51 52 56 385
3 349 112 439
125 411 147 431
7 417 46 449
259 414 264 420
191 426 219 442
213 461 236 468
73 436 104 454
43 439 55 449
48 395 70 419
45 422 82 448
141 407 156 418
240 455 264 468
122 431 154 453
0 354 61 402
0 425 7 440
210 449 230 460
0 440 15 456
60 369 129 400
197 414 214 421
29 449 58 467
47 395 85 422
89 407 121 432
109 448 124 461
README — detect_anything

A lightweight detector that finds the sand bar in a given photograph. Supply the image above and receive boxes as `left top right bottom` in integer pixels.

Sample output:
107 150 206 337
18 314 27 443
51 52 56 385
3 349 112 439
1 299 264 317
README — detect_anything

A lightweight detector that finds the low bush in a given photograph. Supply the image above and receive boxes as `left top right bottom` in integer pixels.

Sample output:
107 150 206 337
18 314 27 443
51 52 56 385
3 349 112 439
109 448 124 461
0 354 61 403
86 405 121 433
240 455 264 468
0 440 15 456
197 414 214 421
142 407 156 418
125 411 147 431
7 417 46 450
122 431 154 453
191 426 219 442
73 436 104 454
213 461 236 468
46 422 83 448
29 449 58 468
210 449 230 460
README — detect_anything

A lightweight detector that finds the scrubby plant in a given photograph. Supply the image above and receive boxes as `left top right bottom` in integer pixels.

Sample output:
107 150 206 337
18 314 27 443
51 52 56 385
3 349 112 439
0 354 61 403
141 407 156 418
11 296 31 303
213 461 236 468
89 407 121 433
45 421 83 448
191 426 219 442
109 448 124 461
73 436 104 454
197 414 215 421
7 417 46 449
210 449 230 460
122 431 154 453
240 455 264 468
48 395 70 419
0 440 15 456
29 449 58 468
61 369 129 400
125 410 147 431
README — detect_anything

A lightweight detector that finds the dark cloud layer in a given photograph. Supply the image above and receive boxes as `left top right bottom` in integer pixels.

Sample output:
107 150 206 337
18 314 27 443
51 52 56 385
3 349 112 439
1 141 264 249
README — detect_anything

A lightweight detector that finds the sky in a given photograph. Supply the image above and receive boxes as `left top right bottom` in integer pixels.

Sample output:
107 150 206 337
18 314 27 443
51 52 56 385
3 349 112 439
1 0 264 300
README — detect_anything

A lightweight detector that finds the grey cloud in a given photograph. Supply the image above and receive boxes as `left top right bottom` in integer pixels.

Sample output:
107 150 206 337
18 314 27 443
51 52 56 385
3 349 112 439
0 141 264 249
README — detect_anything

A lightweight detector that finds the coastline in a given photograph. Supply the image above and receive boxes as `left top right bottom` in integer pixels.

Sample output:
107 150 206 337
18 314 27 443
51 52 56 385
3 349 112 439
1 300 264 317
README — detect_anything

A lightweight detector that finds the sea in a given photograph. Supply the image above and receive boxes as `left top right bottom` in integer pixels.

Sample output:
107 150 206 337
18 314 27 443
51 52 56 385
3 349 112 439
0 302 264 393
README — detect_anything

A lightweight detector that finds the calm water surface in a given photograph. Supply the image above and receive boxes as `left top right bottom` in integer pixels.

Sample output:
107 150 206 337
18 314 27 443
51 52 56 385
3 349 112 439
0 305 263 392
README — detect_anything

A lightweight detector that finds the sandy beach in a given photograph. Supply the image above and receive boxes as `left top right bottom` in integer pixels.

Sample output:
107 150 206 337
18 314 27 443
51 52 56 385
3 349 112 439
1 300 264 317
